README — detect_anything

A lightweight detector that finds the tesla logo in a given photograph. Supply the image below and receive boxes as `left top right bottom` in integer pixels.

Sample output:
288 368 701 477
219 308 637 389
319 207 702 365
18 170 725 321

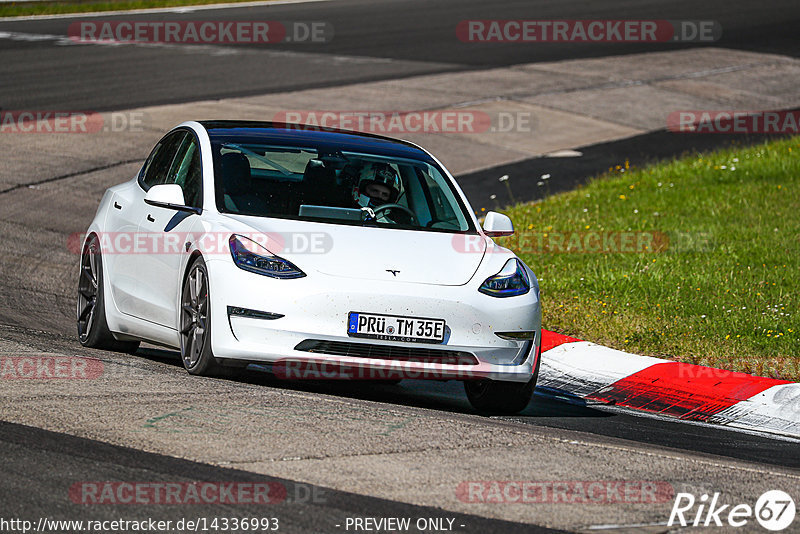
386 269 400 277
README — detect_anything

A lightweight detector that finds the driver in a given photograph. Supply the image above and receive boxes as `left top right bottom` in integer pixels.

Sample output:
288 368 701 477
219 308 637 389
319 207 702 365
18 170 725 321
354 163 416 225
358 163 401 209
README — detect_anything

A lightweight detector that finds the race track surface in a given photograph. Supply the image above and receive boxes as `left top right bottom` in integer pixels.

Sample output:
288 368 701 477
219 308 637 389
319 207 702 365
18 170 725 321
1 1 799 531
0 0 798 110
0 161 798 531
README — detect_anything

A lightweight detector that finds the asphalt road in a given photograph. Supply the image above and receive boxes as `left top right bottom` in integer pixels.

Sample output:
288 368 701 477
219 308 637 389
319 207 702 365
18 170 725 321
1 0 799 530
1 420 560 534
1 321 798 530
212 360 800 471
457 128 798 209
0 0 798 110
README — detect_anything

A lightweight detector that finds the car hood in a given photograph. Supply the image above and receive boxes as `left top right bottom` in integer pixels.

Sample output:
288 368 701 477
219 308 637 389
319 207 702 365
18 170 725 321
224 215 487 286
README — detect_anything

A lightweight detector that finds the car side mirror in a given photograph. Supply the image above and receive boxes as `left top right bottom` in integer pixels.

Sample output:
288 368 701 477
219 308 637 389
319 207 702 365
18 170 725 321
144 184 199 214
482 211 514 237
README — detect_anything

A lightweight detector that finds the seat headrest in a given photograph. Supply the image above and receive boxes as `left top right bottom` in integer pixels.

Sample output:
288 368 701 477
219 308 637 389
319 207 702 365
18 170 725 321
220 152 251 196
303 159 337 185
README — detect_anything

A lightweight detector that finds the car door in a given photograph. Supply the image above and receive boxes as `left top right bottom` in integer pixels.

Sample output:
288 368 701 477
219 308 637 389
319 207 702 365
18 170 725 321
105 130 186 318
136 130 204 328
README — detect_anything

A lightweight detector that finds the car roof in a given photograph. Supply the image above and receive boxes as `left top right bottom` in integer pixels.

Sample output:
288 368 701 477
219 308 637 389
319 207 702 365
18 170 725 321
199 120 435 163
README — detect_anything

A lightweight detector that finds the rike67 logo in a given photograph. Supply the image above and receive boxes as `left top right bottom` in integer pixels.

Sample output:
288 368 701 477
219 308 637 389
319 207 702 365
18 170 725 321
669 490 796 531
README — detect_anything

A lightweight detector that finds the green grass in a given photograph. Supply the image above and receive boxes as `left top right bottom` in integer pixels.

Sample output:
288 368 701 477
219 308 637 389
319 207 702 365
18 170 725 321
0 0 266 18
496 136 800 381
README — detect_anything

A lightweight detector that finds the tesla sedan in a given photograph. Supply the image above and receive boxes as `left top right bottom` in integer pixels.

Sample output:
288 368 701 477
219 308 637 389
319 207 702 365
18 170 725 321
77 121 542 413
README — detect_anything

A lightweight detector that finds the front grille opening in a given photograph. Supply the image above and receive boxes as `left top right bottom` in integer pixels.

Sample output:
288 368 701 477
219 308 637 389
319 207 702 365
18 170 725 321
294 340 478 365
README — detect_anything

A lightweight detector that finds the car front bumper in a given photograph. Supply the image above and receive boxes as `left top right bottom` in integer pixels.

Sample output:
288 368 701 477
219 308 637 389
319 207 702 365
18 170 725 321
205 259 541 383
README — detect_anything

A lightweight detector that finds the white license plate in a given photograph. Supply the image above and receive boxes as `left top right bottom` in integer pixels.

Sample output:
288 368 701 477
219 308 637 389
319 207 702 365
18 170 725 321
347 312 446 344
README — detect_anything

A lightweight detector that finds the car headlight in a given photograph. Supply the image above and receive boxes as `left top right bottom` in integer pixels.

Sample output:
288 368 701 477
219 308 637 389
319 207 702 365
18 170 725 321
479 258 530 297
229 234 305 279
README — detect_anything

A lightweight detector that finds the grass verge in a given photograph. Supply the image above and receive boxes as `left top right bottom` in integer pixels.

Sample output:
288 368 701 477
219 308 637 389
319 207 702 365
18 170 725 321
497 136 800 381
0 0 267 18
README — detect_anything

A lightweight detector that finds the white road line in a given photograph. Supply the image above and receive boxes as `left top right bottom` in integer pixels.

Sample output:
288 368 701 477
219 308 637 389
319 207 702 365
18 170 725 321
0 29 396 63
0 30 245 55
0 0 331 21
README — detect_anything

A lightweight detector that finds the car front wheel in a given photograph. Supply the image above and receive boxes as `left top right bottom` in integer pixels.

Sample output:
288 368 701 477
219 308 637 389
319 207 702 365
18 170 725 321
180 256 231 376
464 344 540 414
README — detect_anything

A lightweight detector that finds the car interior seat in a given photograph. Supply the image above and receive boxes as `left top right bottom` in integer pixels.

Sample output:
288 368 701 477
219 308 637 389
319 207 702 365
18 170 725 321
220 152 269 215
298 159 352 210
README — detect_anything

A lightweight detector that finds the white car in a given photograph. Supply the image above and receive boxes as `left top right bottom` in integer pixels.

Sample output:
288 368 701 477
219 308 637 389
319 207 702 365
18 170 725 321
77 121 542 413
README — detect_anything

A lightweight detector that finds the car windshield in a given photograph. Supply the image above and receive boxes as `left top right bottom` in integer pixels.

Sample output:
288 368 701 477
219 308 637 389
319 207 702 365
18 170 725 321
211 141 474 233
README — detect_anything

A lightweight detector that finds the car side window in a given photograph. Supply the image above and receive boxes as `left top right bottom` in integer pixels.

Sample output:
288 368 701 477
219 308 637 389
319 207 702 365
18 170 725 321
167 134 203 209
141 131 187 190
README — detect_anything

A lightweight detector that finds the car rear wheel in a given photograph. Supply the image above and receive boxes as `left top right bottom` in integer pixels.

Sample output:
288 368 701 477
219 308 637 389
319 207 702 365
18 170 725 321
464 344 541 414
77 235 140 353
180 256 232 376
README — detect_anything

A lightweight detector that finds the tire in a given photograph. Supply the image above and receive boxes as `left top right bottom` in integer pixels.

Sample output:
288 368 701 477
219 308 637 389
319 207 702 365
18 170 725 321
464 342 541 414
77 235 140 353
180 256 230 376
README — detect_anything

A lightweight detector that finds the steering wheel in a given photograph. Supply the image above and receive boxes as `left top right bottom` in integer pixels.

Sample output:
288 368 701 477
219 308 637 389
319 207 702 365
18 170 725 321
373 203 418 225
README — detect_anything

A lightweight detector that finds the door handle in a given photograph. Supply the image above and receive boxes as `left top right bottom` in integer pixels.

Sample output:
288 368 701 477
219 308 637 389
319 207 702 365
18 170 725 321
114 202 122 210
147 214 155 222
